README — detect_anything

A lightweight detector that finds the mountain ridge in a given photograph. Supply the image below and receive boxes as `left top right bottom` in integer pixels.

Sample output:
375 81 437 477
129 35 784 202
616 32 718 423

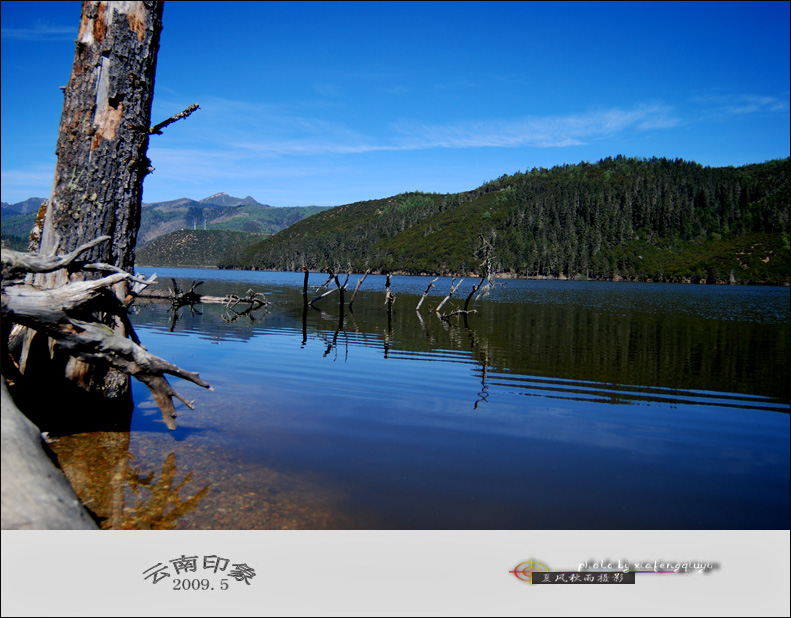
0 192 331 249
220 156 790 285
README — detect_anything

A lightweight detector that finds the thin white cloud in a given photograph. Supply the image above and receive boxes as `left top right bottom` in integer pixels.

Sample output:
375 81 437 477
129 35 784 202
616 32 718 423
724 95 790 115
391 104 680 150
176 97 681 160
692 93 790 119
1 24 75 41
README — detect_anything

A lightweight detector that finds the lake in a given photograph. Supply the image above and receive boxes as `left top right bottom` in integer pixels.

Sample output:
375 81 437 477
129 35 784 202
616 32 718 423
48 268 790 529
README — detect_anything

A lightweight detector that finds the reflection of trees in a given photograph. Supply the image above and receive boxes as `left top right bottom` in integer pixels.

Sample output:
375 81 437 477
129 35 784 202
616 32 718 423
137 280 790 402
49 432 208 530
121 452 210 530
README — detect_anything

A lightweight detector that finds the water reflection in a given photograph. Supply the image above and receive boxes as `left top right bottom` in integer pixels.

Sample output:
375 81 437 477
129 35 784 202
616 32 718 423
132 272 789 406
76 270 791 528
48 431 209 530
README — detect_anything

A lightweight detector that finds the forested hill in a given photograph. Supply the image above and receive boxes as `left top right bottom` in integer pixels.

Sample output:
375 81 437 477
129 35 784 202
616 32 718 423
220 156 790 284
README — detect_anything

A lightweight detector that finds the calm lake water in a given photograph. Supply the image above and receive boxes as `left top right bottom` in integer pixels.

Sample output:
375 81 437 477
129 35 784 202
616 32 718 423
50 269 790 529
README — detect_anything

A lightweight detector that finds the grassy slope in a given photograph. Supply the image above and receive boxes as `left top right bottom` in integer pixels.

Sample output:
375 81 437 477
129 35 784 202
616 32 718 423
135 229 262 267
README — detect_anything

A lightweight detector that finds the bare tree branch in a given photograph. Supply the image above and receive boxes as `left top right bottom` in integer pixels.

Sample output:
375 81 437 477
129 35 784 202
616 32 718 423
2 241 212 431
149 104 200 135
1 236 111 280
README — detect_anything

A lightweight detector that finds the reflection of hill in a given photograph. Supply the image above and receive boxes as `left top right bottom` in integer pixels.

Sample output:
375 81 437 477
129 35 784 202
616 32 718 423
131 276 789 404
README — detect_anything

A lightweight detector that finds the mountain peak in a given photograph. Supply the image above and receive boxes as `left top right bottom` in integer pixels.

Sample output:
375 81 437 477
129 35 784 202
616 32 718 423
199 193 266 207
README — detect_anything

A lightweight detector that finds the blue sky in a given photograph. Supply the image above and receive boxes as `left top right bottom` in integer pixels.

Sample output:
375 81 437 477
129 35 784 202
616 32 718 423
2 1 789 206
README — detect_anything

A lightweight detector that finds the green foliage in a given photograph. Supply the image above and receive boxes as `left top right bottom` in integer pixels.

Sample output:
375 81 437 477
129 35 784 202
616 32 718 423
226 157 789 284
0 213 37 243
0 233 29 251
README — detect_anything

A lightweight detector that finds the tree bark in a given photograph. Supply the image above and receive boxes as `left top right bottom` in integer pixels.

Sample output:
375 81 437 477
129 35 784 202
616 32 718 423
39 1 164 277
29 1 164 402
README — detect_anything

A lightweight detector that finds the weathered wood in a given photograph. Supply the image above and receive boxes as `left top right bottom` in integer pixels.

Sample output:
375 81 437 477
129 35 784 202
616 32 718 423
149 103 200 135
1 236 111 281
1 378 97 529
416 277 438 312
27 2 165 403
225 289 269 312
385 273 395 311
464 275 487 312
435 277 463 314
2 281 212 431
167 278 204 307
348 269 370 310
3 238 212 431
39 1 164 276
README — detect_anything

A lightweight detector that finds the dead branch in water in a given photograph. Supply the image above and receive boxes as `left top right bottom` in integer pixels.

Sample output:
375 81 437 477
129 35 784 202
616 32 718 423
416 277 439 312
348 269 370 310
435 278 463 314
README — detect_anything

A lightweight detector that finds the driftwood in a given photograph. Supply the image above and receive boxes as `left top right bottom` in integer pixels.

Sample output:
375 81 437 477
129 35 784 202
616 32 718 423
309 285 340 307
1 239 212 431
140 281 268 310
168 278 204 307
222 289 271 323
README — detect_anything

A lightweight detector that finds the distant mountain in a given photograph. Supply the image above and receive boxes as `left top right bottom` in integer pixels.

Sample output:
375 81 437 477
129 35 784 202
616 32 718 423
197 193 267 208
138 194 329 244
0 193 332 251
1 197 46 216
0 198 47 249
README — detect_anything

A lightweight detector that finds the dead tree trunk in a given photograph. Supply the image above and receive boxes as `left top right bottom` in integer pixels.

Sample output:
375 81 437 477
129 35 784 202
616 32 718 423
30 1 164 402
39 1 163 275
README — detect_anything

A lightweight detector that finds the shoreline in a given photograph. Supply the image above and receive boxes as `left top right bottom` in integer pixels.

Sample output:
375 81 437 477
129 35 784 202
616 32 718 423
138 264 790 287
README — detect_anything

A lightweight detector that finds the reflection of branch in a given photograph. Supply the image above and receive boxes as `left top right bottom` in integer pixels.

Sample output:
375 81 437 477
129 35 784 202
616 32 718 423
474 361 490 409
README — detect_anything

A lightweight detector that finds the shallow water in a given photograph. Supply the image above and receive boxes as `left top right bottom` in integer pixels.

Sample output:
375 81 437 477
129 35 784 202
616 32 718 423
50 269 790 529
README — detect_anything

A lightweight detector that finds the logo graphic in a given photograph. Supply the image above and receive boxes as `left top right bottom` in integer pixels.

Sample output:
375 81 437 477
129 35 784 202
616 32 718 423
509 559 549 583
511 556 716 585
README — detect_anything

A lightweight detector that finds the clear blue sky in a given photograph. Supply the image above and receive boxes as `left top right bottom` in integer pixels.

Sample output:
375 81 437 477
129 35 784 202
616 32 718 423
2 1 789 206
